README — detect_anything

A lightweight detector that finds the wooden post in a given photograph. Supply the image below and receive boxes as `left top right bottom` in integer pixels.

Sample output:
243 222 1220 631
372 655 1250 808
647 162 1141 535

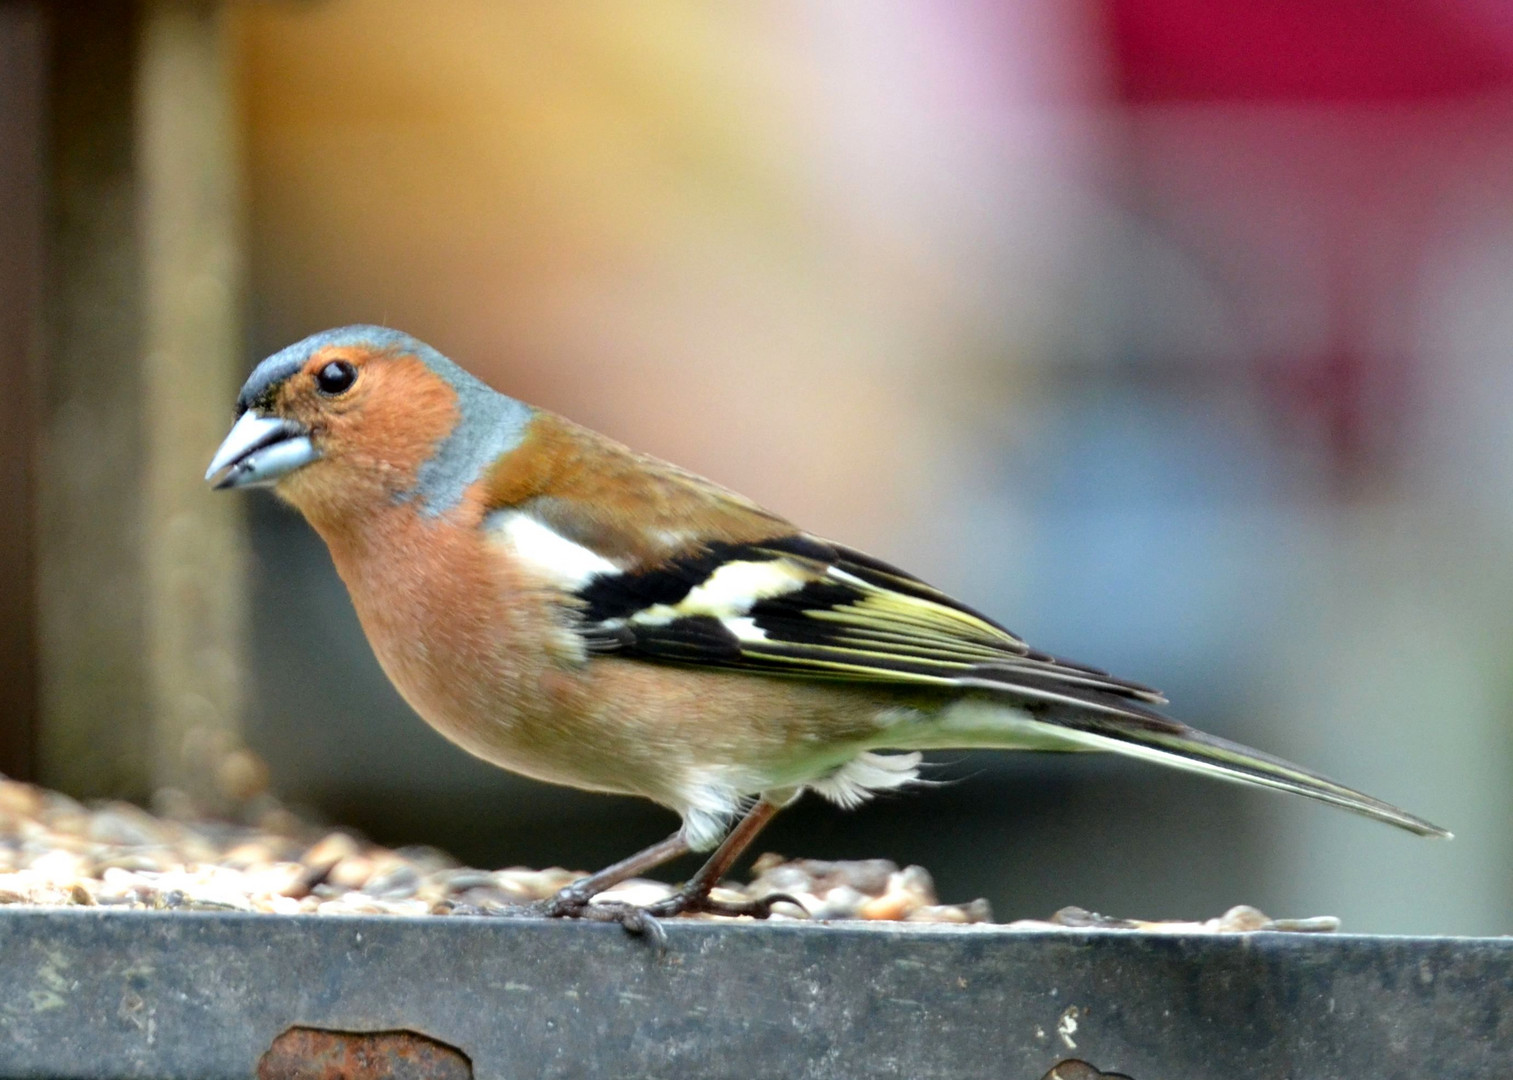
0 3 44 781
137 0 252 807
38 0 150 798
38 0 250 807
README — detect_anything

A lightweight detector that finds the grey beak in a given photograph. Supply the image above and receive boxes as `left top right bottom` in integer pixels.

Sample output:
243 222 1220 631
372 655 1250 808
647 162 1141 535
205 411 318 489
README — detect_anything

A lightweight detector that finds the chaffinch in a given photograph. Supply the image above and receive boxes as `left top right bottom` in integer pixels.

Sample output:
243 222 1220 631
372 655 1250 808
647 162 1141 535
207 326 1448 927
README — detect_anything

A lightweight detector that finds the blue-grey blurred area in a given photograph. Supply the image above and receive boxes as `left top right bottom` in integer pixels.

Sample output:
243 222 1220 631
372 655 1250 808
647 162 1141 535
234 1 1513 934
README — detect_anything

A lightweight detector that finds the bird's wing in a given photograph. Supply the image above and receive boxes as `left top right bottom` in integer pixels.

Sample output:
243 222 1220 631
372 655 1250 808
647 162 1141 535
572 531 1168 720
479 411 1164 720
480 411 795 567
565 534 1453 838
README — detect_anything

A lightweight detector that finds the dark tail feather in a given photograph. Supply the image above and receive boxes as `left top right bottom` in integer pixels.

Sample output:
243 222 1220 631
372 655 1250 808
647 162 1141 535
1051 709 1451 838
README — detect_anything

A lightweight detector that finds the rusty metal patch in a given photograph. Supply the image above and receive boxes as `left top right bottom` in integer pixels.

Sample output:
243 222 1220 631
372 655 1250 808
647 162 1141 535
257 1026 472 1080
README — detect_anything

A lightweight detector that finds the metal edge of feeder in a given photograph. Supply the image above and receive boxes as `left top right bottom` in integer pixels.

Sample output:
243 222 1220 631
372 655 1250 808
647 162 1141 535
0 907 1509 1080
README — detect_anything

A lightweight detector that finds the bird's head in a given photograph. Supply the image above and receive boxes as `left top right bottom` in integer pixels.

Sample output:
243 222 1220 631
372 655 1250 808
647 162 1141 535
206 326 533 524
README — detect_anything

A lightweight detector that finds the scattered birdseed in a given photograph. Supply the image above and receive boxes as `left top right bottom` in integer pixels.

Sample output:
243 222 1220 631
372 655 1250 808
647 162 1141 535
0 776 1336 929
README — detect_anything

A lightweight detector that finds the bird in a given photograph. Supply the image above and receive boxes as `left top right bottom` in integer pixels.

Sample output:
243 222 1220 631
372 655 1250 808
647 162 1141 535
206 326 1449 928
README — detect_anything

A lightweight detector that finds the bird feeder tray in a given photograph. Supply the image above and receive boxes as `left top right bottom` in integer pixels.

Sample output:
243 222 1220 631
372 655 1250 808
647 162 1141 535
0 908 1507 1079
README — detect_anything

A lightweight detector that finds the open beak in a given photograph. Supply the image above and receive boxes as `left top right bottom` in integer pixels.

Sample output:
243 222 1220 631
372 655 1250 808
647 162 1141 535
205 411 318 490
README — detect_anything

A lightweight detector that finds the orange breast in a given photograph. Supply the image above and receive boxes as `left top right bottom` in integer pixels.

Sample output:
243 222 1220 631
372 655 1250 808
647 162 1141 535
313 499 566 761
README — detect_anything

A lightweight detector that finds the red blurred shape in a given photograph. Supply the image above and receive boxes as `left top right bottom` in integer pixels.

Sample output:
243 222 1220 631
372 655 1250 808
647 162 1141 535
1109 0 1513 102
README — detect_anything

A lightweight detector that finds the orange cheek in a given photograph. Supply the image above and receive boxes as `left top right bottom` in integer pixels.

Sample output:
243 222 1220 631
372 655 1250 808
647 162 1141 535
341 360 459 469
272 355 466 523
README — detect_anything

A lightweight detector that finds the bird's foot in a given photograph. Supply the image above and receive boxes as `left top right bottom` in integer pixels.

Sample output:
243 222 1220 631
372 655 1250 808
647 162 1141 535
541 881 597 919
539 883 668 945
566 899 669 945
644 888 804 920
538 879 804 940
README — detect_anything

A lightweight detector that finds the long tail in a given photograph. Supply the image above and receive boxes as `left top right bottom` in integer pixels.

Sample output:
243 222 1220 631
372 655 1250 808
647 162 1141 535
930 695 1451 838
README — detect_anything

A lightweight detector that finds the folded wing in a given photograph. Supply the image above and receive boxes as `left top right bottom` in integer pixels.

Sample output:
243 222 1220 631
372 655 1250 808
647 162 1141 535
574 532 1169 722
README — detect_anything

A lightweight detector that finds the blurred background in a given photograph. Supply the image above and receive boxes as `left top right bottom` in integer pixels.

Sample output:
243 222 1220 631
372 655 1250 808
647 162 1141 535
4 0 1513 934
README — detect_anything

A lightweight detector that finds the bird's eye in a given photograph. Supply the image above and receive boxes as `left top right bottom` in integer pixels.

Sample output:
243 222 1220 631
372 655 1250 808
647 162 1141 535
315 360 357 396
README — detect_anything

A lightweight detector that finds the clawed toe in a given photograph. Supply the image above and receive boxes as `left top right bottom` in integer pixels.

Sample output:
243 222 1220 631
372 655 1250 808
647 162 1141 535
594 902 667 946
541 885 668 944
540 875 805 937
646 889 805 920
560 898 668 945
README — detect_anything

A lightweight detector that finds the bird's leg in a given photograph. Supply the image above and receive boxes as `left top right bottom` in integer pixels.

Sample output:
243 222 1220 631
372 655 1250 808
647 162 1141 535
644 799 800 919
543 830 691 918
540 800 799 938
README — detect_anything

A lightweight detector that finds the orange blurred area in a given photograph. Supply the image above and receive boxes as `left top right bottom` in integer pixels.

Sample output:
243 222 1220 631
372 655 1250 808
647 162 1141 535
235 1 1113 546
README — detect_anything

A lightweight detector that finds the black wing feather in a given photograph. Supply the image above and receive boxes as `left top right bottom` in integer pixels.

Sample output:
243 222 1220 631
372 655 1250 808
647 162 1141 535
574 533 1167 718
